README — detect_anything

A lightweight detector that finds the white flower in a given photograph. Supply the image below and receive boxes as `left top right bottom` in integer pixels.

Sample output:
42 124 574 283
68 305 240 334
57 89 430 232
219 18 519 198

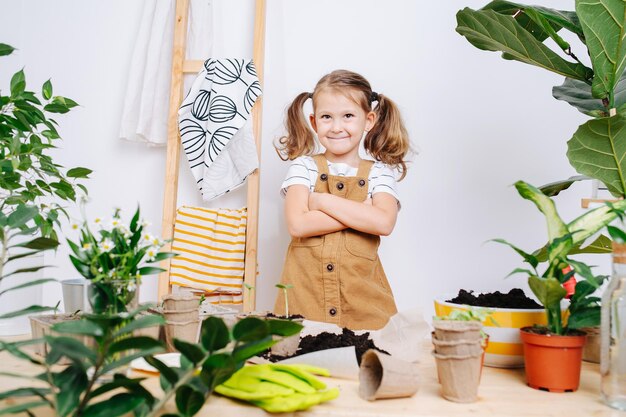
80 243 92 251
93 217 103 228
151 237 163 247
110 218 122 229
71 221 80 230
141 233 154 246
146 248 158 262
99 238 114 252
140 219 151 228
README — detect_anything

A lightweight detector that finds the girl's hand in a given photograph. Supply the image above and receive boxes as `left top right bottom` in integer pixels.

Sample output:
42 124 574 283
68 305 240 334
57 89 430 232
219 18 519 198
363 197 373 206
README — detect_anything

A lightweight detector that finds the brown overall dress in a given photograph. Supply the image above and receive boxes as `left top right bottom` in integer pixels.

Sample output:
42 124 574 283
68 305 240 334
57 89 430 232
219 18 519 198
274 154 397 330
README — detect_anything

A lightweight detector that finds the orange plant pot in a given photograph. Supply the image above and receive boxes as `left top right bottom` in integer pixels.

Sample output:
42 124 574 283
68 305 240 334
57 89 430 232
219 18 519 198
519 327 587 392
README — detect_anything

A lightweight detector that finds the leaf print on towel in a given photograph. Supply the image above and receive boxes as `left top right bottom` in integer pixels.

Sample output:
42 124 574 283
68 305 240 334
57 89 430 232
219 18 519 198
191 90 211 121
180 118 207 168
179 58 262 200
246 61 257 78
209 95 244 123
207 126 239 163
212 59 246 85
244 81 262 113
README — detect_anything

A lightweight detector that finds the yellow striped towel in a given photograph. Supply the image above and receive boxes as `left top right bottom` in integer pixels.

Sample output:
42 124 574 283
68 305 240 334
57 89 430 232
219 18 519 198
170 206 247 304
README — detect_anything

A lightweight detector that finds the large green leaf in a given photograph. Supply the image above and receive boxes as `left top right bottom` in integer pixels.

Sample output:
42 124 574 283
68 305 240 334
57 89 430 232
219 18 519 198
539 175 590 196
482 1 583 41
576 0 626 101
514 181 568 241
567 199 626 244
553 72 626 117
200 317 230 352
528 275 567 308
82 393 143 417
456 8 593 81
534 233 613 262
567 113 626 197
488 2 583 35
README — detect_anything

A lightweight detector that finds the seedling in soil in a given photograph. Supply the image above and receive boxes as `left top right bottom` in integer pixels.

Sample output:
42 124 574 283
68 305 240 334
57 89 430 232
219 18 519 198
275 283 293 318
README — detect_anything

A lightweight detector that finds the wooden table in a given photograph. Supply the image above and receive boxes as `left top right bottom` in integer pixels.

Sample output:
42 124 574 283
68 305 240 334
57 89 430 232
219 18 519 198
1 337 623 417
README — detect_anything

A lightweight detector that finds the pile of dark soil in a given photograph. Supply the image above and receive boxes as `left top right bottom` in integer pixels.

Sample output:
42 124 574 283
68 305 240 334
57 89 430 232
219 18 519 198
446 288 541 309
263 328 387 364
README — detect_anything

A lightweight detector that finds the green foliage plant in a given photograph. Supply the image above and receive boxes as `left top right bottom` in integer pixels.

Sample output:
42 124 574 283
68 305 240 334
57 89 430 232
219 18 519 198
494 180 626 335
0 43 91 319
456 1 626 197
66 206 175 314
0 312 303 417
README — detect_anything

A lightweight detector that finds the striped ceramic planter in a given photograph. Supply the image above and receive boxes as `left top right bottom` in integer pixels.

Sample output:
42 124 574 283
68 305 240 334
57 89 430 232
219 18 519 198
434 298 546 368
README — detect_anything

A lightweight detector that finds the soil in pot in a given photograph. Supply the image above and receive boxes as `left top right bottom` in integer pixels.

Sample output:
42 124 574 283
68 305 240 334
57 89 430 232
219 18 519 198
262 328 389 364
447 288 541 309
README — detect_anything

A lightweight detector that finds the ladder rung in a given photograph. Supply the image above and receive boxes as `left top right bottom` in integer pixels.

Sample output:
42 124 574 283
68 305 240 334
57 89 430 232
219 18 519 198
182 60 204 73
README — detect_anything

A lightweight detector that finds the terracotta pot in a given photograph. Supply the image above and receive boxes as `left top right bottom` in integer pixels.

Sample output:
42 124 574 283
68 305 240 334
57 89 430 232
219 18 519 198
520 327 587 392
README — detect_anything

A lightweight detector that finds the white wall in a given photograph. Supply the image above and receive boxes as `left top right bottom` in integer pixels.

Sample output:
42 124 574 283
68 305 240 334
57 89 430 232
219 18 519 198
0 0 607 318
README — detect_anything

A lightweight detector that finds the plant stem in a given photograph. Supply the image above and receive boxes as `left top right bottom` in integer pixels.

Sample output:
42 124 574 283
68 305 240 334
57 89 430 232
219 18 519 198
547 303 563 335
0 227 7 281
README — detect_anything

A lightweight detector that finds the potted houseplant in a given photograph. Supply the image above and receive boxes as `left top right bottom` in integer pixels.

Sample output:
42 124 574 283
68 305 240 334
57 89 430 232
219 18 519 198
456 1 626 199
496 180 626 392
0 43 91 333
66 206 174 315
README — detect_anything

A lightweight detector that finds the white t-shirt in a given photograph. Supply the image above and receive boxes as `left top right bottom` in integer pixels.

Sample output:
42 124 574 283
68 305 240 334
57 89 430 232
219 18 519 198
280 156 400 206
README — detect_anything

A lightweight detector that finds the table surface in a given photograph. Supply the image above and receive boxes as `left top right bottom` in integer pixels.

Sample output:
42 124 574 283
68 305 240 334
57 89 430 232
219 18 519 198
1 336 624 417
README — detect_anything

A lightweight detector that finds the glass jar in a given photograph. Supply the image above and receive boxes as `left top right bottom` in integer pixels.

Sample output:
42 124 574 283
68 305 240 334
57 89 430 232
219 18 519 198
601 243 626 410
88 278 139 315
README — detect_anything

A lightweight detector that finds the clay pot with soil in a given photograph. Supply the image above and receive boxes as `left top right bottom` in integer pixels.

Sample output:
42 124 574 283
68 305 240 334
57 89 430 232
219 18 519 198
520 327 587 392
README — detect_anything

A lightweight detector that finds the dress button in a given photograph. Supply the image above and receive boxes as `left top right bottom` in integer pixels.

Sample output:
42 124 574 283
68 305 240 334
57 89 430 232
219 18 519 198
329 308 337 316
358 179 366 187
320 173 328 181
336 182 344 190
326 263 334 271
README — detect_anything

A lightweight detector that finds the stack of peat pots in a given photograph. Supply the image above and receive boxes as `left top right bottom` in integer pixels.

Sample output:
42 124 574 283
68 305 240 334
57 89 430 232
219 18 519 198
162 294 201 352
431 320 484 403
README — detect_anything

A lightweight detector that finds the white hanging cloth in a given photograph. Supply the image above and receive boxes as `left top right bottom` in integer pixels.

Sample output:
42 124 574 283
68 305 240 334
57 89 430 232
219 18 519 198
178 58 262 201
119 0 213 146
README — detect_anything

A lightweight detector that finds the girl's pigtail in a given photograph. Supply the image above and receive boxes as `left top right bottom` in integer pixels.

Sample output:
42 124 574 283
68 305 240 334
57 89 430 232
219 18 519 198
275 92 316 160
364 94 411 180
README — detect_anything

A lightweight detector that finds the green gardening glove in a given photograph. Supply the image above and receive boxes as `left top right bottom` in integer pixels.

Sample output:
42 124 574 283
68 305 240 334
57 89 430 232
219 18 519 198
215 364 339 412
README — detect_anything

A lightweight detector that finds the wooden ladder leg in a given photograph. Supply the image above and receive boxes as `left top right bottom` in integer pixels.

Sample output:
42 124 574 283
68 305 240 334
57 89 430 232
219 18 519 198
243 0 267 312
157 0 191 301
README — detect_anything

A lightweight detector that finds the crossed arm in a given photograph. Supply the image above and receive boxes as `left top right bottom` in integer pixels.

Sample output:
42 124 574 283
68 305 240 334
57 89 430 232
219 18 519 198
284 184 399 238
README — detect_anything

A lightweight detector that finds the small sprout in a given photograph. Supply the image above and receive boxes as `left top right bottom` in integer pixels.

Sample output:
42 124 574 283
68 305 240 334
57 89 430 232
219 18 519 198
434 306 498 342
199 293 206 305
275 283 293 318
53 300 61 317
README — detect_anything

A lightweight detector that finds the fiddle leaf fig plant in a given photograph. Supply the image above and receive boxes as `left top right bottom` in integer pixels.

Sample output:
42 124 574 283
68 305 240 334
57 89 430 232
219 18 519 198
495 180 626 334
456 1 626 197
0 43 91 318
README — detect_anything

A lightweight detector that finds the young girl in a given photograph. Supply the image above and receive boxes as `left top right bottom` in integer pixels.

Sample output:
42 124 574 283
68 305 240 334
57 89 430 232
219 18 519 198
273 69 410 330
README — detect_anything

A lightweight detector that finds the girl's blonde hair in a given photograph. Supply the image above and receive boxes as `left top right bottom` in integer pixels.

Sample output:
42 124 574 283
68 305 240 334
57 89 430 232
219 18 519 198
275 69 411 179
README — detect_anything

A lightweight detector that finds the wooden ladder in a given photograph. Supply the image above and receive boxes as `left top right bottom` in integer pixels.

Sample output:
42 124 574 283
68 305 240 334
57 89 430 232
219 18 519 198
157 0 266 312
